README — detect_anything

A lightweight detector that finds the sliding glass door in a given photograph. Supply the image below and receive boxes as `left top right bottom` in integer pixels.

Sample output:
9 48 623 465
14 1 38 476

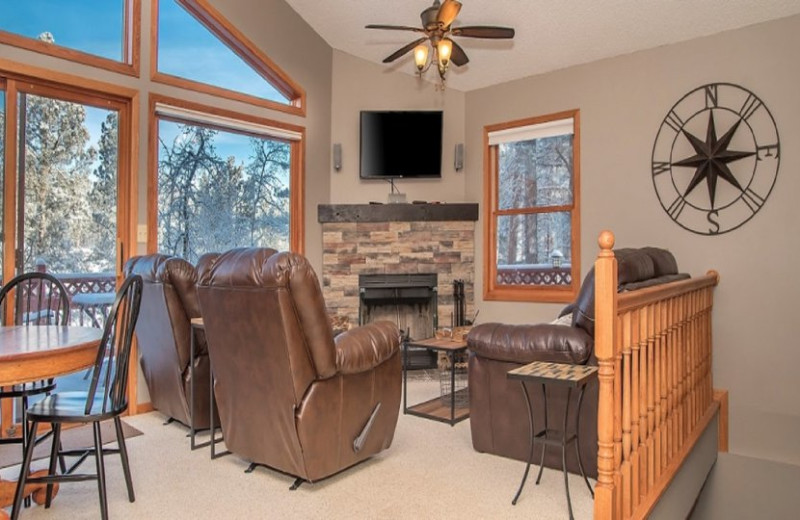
3 81 122 325
1 77 130 419
18 90 118 273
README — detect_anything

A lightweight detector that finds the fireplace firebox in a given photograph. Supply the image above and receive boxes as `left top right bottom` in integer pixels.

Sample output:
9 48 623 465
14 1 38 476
359 273 438 369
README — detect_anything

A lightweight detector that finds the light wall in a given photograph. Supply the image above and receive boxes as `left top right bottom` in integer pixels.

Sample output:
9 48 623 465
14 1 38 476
330 51 467 207
463 15 800 464
209 0 333 274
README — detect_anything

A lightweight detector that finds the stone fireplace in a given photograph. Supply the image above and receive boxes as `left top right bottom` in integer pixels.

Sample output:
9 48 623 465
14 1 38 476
319 203 478 339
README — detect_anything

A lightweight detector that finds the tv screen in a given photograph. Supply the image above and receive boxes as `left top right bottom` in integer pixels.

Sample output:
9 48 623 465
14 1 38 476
359 111 443 179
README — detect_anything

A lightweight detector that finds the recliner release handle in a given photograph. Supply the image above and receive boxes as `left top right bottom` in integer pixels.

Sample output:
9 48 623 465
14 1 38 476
353 402 381 453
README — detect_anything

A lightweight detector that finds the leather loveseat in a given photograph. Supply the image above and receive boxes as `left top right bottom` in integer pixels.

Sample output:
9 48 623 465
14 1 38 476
196 248 402 483
124 254 216 428
467 247 688 478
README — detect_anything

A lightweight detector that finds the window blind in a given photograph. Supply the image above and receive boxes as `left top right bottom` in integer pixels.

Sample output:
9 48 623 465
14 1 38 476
155 103 302 141
488 117 573 146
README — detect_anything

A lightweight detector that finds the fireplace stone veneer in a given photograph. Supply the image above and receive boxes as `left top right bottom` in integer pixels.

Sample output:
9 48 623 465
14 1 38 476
319 203 478 329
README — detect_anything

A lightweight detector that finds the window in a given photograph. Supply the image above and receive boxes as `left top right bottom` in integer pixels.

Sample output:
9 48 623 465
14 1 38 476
483 110 580 303
1 65 136 290
0 0 140 76
149 95 304 263
152 0 305 115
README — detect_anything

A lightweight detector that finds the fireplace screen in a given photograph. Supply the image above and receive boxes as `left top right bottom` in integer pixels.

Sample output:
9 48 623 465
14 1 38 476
358 273 438 340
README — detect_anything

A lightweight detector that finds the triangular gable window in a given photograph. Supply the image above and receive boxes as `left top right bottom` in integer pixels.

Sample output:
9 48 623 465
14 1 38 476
153 0 305 115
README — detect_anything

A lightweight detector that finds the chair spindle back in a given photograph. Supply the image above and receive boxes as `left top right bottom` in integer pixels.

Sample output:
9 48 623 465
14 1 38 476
0 272 71 326
85 275 143 416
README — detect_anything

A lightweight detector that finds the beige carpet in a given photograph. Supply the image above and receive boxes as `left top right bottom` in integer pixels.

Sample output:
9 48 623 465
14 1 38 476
1 375 594 519
0 420 142 470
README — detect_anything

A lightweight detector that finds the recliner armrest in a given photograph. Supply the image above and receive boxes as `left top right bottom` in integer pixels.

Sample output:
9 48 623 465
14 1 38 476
335 321 400 375
467 322 593 365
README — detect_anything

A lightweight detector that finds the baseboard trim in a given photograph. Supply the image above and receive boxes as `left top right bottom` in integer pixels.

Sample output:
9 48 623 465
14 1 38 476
130 401 154 414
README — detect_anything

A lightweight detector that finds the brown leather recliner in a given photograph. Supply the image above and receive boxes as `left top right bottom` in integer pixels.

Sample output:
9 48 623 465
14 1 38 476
468 247 688 478
124 254 216 429
196 248 402 483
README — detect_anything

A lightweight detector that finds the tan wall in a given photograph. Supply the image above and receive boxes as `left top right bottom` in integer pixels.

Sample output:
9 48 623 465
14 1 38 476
464 15 800 464
330 51 467 205
209 0 333 274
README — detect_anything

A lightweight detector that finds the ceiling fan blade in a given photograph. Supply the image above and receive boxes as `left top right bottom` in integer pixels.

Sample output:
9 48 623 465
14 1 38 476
437 0 462 28
450 39 469 67
366 24 425 33
451 26 515 39
382 37 428 63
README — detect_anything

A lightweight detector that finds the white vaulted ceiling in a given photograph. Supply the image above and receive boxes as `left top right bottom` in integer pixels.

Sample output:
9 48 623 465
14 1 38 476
284 0 800 91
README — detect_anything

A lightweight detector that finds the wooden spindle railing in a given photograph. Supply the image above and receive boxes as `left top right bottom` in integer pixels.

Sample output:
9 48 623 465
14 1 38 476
594 231 720 520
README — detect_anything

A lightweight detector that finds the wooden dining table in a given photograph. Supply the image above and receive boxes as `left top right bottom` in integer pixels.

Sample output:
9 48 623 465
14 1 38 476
0 325 103 518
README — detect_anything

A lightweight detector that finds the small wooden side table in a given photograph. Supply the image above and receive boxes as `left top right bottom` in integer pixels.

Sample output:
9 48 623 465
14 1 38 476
507 361 598 518
403 337 469 426
189 318 225 458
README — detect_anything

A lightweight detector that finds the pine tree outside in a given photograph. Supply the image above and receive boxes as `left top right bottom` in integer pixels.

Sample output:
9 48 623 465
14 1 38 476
496 135 574 284
20 93 118 275
156 119 291 264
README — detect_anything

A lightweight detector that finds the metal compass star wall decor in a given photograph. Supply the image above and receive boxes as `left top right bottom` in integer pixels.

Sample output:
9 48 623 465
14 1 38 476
651 83 780 235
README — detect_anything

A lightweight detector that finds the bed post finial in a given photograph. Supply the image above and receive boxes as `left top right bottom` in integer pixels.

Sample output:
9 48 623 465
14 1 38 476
598 230 615 255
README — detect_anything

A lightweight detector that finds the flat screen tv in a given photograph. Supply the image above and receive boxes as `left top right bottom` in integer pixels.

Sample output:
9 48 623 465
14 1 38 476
359 110 443 179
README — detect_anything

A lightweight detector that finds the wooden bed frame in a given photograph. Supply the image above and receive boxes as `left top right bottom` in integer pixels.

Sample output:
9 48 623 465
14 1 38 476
592 231 724 519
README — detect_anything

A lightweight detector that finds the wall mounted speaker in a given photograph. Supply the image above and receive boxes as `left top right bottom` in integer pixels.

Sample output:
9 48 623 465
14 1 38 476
454 143 464 171
333 143 342 171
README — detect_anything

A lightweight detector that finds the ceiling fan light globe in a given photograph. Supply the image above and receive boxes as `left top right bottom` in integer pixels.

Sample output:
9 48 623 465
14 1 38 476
437 38 453 68
414 44 429 71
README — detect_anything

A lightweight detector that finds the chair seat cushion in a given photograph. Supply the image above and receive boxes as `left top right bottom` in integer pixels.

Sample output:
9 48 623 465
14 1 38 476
27 391 123 423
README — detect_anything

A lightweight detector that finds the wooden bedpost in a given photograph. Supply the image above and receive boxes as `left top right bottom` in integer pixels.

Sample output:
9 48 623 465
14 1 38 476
595 230 618 520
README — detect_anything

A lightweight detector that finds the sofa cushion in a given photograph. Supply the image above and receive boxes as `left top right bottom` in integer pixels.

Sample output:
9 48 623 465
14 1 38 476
641 247 679 276
615 248 655 285
468 322 593 365
622 273 690 291
571 268 595 337
569 247 685 336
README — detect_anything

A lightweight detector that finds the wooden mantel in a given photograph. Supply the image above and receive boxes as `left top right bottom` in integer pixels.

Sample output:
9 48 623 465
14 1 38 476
318 203 479 223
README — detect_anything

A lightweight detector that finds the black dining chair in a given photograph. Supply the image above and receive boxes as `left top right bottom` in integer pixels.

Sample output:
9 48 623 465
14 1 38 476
0 272 71 484
10 274 143 520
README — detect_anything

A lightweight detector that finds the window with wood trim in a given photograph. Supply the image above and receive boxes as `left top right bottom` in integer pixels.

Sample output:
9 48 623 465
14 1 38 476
0 0 140 76
149 95 305 262
483 109 580 303
152 0 305 115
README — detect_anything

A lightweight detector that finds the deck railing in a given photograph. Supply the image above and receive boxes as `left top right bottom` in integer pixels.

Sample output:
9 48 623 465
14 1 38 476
593 231 720 519
496 264 572 286
33 262 116 328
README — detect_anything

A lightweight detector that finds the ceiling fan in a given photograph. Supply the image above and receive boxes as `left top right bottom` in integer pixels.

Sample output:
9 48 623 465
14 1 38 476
366 0 515 86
